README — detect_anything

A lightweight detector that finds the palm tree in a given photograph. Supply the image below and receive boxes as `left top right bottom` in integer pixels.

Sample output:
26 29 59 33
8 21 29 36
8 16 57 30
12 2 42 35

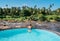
41 7 46 15
48 4 54 15
31 5 37 15
6 4 8 8
49 4 54 9
0 8 3 18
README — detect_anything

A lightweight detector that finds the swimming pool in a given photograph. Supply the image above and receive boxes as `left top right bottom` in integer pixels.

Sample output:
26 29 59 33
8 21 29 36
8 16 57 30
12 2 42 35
0 28 60 41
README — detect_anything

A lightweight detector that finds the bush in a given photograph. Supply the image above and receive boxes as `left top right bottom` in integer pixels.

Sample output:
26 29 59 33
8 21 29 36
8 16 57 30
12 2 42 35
56 15 60 21
17 17 26 22
30 14 46 21
6 15 12 18
46 15 58 21
38 14 46 21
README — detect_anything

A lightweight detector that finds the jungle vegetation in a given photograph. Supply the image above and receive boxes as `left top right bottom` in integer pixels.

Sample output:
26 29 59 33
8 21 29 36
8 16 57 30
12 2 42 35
0 4 60 22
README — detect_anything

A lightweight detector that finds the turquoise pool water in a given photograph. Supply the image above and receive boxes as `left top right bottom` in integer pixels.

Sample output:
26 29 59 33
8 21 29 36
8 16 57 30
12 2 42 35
0 28 60 41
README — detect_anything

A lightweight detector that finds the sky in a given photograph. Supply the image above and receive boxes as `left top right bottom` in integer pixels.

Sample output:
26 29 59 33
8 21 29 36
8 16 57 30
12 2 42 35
0 0 60 10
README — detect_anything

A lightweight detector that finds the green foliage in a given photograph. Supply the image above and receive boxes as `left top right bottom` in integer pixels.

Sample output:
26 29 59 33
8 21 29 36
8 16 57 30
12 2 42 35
46 15 58 21
0 5 60 22
56 15 60 21
18 17 26 21
30 14 45 21
6 15 12 18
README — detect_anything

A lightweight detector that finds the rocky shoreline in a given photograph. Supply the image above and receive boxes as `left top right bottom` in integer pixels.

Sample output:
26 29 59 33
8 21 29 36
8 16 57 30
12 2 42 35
0 21 60 35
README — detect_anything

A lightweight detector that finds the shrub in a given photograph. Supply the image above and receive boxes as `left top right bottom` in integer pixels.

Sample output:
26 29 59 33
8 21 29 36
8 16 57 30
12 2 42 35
18 17 26 22
56 15 60 21
30 14 46 21
6 15 12 18
46 15 57 21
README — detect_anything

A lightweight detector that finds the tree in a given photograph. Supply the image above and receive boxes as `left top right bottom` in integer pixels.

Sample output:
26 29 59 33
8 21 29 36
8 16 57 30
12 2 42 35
48 4 54 15
41 7 46 15
0 8 4 18
6 4 8 8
